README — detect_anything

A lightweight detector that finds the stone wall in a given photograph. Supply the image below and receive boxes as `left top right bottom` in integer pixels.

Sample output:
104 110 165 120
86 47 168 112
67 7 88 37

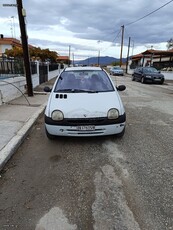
0 76 26 105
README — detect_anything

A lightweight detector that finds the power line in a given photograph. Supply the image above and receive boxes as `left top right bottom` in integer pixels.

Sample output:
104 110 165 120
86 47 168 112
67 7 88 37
101 29 121 53
98 28 120 43
100 0 173 53
125 0 173 26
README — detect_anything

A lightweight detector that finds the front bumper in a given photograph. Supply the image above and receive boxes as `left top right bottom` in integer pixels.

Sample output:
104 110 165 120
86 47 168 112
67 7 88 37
45 114 126 137
45 123 125 137
145 76 164 83
112 72 123 76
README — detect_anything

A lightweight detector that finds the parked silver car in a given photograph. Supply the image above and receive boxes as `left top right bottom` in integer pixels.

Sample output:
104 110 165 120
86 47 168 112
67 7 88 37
110 66 124 76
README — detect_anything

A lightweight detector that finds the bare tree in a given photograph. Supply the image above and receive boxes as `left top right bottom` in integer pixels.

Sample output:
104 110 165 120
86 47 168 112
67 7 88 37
166 38 173 50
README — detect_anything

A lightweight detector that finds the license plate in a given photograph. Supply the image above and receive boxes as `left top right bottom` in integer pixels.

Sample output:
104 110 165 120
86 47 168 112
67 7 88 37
155 78 161 81
77 125 95 131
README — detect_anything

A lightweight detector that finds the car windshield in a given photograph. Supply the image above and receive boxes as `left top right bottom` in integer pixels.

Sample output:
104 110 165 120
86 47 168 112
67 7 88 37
113 67 122 70
54 70 114 93
143 67 159 73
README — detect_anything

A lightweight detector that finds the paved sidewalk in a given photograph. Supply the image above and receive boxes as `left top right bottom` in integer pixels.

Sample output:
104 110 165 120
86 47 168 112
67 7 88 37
0 79 55 172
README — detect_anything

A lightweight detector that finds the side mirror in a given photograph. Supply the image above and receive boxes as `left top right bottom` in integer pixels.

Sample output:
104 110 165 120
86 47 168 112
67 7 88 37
116 85 126 91
44 86 52 92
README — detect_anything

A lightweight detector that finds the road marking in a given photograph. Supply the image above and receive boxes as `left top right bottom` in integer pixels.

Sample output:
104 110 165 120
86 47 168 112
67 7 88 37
92 165 141 230
35 207 77 230
102 140 129 179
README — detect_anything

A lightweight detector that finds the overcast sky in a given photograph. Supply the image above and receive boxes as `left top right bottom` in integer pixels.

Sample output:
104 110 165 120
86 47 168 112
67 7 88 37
0 0 173 60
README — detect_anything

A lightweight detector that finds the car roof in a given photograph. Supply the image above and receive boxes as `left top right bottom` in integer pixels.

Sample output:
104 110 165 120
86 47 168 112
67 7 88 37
137 66 156 69
114 66 121 68
143 66 156 69
64 66 103 72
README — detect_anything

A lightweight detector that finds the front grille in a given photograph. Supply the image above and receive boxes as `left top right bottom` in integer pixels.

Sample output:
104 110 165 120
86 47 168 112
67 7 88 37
45 113 126 126
66 127 105 135
65 117 105 125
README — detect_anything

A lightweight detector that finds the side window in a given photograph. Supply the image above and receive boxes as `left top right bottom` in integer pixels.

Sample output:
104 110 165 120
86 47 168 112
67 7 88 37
138 68 142 73
98 71 114 90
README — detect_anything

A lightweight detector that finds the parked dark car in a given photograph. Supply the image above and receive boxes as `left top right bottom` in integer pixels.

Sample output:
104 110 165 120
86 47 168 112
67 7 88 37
132 67 165 84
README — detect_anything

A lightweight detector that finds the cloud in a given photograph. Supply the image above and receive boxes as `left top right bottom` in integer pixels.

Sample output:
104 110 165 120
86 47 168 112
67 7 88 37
1 0 173 59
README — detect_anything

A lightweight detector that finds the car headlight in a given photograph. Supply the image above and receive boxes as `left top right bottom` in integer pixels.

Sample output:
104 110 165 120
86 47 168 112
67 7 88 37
108 108 119 119
146 75 152 78
51 110 64 121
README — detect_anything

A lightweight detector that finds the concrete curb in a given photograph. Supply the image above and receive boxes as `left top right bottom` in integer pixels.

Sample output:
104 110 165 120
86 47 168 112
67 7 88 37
0 103 46 172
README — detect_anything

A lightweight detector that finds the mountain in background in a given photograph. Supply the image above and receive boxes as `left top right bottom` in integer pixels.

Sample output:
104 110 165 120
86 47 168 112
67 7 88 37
74 56 126 66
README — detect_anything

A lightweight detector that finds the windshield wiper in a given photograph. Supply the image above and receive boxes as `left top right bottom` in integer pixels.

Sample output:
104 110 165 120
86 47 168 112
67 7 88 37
55 89 74 92
56 89 98 93
72 89 98 93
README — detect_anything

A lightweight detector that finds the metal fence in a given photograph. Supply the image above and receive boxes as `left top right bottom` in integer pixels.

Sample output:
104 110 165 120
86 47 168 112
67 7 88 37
0 58 39 75
0 58 60 84
0 58 24 76
49 63 59 71
153 60 173 70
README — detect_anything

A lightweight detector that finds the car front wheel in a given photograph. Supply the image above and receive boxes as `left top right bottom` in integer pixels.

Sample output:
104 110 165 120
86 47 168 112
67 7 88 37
141 77 145 84
116 127 125 138
132 75 135 81
160 79 164 84
45 128 56 140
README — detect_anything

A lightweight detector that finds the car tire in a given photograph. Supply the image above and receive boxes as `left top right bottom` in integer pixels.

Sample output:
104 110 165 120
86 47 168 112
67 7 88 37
160 79 164 85
45 128 56 140
141 77 145 84
116 127 125 138
132 75 135 81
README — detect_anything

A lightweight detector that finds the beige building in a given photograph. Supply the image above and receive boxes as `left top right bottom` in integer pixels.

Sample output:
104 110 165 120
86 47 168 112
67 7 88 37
0 37 34 57
129 49 173 70
0 37 22 56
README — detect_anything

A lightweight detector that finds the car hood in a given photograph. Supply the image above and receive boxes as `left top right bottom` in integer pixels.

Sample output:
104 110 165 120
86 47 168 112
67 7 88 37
47 91 124 118
112 69 123 72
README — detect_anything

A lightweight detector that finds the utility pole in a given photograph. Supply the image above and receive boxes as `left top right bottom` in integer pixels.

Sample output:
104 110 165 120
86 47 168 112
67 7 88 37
72 53 74 66
98 50 100 66
126 37 131 74
16 0 33 96
68 45 71 66
120 25 124 67
97 40 101 66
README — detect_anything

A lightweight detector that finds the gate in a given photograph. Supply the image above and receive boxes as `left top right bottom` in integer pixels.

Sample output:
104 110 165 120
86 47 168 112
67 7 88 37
39 63 48 84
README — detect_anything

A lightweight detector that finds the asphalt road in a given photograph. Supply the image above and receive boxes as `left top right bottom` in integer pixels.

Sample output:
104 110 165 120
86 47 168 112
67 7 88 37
0 76 173 230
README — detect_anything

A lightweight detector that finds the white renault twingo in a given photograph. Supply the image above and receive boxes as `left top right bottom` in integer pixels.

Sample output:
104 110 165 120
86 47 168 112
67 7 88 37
44 66 126 139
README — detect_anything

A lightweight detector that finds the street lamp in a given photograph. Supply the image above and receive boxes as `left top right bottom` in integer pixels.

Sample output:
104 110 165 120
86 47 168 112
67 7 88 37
11 16 16 38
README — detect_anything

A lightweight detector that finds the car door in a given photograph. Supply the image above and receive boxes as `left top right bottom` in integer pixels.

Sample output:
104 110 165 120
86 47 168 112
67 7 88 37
138 67 143 81
134 67 141 81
